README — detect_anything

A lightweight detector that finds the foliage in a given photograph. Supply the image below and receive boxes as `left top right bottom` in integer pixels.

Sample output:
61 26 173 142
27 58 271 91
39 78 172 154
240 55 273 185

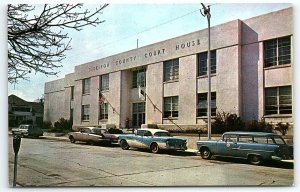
8 4 108 83
211 112 245 134
42 121 52 129
275 122 289 136
53 118 73 132
245 118 274 133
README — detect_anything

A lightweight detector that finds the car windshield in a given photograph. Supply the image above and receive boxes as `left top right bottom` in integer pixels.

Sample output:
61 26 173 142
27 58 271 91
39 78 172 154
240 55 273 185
92 128 104 135
154 131 171 137
272 136 286 145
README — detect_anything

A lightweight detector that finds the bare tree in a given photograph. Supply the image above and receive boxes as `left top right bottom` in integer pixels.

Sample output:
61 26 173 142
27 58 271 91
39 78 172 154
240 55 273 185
8 4 109 84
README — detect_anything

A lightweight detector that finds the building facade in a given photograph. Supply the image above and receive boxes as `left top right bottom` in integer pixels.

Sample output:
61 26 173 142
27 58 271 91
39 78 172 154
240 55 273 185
9 95 44 127
44 8 293 133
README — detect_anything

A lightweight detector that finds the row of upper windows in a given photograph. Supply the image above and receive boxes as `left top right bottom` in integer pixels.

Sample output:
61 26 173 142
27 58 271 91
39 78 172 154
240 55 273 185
77 36 291 96
81 85 292 121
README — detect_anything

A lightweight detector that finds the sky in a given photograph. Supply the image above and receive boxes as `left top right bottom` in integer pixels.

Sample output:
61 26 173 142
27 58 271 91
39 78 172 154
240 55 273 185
1 1 300 191
5 2 294 102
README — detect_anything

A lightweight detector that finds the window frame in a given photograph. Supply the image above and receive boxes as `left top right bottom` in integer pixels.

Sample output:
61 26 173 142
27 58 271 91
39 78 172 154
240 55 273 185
264 36 291 68
265 86 292 115
132 68 146 88
82 104 90 121
164 58 179 82
163 96 179 118
99 103 108 120
197 92 217 117
197 50 217 76
100 74 109 92
82 78 91 95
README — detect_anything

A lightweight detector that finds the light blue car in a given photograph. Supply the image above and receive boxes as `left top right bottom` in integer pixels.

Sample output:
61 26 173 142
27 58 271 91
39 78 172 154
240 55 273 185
197 131 293 165
118 128 187 153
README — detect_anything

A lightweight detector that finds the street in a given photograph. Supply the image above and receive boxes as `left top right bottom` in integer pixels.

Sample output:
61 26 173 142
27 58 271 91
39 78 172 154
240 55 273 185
8 135 293 187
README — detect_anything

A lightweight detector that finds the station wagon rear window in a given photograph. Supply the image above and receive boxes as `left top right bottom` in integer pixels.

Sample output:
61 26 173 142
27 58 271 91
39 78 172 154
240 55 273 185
154 132 171 137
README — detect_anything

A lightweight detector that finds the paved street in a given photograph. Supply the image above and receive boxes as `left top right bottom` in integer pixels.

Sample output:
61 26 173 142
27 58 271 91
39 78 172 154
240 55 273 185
8 135 293 187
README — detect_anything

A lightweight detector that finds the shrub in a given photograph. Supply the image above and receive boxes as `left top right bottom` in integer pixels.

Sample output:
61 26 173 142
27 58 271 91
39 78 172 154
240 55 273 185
42 121 52 129
53 118 73 132
211 112 245 134
245 118 273 133
275 122 289 136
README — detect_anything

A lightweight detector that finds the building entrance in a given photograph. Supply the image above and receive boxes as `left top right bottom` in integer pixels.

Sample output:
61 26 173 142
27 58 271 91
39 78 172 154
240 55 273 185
132 102 145 128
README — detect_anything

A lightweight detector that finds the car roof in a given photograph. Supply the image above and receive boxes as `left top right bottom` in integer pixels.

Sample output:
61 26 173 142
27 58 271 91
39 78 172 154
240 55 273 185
224 131 278 136
138 128 168 134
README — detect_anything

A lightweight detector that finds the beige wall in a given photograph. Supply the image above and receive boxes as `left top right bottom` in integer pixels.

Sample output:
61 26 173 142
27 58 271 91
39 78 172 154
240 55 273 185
44 8 293 130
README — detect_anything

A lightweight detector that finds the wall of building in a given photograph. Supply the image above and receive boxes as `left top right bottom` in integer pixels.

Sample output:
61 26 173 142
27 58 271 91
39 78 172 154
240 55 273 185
44 8 293 132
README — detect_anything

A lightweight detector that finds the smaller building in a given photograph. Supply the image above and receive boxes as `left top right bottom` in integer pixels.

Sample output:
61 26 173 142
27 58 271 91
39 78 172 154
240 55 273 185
8 94 44 127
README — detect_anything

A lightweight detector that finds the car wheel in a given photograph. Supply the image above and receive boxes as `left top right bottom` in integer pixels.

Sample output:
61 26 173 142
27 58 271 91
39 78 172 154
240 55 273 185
120 140 130 150
150 143 159 153
248 155 262 165
69 136 76 143
200 147 212 159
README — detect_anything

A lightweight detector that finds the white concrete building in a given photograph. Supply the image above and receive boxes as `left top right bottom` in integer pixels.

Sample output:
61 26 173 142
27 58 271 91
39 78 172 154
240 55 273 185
44 8 293 133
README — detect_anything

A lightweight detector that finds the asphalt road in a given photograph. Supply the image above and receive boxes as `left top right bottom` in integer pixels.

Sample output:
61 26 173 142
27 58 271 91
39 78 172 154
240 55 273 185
8 135 294 187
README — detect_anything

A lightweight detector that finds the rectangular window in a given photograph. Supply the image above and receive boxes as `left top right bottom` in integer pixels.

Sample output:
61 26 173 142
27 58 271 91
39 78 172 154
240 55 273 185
198 50 216 76
264 36 291 67
82 78 91 94
265 86 292 115
132 68 146 88
164 59 179 82
100 74 109 91
82 105 90 121
71 86 74 100
100 103 108 120
164 96 179 118
197 92 216 117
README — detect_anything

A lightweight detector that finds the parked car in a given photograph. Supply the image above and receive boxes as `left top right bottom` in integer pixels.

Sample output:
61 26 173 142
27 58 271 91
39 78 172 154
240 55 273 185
11 124 43 138
118 128 187 153
197 131 293 165
68 127 123 145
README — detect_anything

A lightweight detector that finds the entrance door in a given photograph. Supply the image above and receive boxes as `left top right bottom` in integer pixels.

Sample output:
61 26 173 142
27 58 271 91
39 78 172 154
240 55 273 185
132 102 145 128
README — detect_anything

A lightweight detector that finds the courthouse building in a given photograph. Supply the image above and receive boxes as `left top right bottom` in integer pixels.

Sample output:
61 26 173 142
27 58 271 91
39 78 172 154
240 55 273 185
44 8 293 132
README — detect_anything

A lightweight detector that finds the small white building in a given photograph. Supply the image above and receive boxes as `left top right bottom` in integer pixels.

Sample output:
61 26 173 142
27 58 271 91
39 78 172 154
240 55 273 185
44 8 293 134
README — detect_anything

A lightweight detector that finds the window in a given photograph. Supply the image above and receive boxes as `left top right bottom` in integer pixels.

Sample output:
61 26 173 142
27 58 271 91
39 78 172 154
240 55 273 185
71 86 74 100
100 103 108 120
82 78 91 94
197 92 216 117
82 105 90 121
198 50 216 76
100 74 109 91
265 86 292 115
132 68 146 88
264 36 291 67
164 59 179 82
164 96 179 118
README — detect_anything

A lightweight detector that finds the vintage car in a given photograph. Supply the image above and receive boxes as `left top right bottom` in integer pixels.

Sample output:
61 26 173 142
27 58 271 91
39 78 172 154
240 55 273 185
11 124 43 138
68 127 123 145
118 128 187 153
197 131 293 165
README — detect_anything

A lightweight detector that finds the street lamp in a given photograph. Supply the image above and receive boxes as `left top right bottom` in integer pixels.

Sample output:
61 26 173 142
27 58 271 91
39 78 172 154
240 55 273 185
200 3 212 140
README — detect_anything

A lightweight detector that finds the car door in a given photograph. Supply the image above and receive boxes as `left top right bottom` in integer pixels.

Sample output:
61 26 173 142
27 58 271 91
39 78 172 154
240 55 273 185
142 130 153 147
217 134 238 157
133 130 147 148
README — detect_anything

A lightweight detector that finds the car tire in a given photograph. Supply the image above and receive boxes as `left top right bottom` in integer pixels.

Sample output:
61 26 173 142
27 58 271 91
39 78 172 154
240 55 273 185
248 155 262 165
150 143 159 153
69 136 76 143
120 140 129 150
200 147 212 159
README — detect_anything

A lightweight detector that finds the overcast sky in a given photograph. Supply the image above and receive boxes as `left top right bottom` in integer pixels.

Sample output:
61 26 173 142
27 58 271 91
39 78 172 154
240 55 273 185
5 2 294 102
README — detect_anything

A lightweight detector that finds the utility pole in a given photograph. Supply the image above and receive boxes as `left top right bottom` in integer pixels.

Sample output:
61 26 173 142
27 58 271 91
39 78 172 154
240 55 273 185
200 3 212 140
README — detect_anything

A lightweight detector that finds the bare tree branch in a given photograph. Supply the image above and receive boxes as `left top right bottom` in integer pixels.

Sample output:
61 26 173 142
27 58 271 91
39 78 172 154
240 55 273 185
8 4 109 84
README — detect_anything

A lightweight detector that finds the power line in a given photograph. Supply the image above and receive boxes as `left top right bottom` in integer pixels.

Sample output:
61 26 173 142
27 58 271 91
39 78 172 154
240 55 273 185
66 7 208 59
